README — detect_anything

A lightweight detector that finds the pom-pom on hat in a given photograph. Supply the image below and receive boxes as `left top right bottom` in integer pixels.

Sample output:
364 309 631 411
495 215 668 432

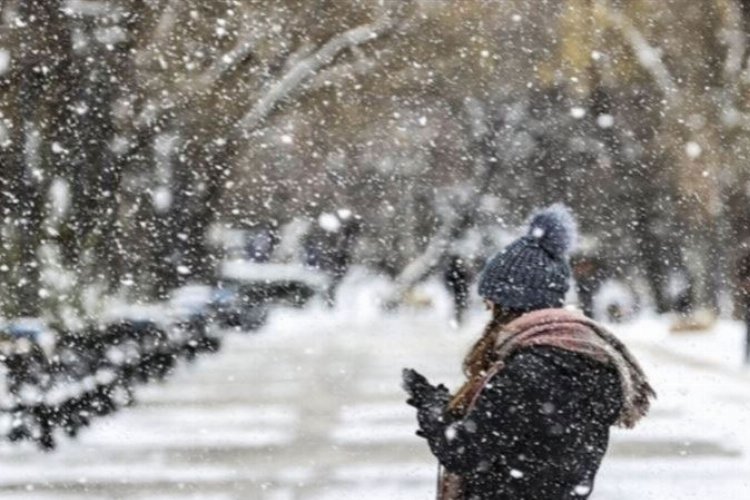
478 204 578 311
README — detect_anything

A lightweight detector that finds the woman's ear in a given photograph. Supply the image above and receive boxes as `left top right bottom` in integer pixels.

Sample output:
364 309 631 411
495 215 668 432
485 300 493 311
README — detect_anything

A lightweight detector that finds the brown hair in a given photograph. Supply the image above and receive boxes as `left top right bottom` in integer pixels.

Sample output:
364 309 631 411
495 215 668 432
448 305 524 413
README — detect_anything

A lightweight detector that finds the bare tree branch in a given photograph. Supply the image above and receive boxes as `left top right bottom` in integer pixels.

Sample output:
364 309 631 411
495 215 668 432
382 98 496 307
135 3 411 135
597 2 680 108
235 7 407 134
715 0 748 131
307 47 381 92
150 0 181 43
134 5 259 130
384 203 462 308
718 0 747 86
189 28 261 93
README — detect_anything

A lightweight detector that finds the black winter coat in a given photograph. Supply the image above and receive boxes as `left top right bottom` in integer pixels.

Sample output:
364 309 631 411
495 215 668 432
418 346 623 500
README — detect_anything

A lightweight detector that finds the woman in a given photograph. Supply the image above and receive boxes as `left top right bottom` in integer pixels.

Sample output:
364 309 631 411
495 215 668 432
403 205 655 500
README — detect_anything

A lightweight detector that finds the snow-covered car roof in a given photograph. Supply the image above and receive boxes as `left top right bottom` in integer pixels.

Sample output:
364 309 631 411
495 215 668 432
0 318 56 356
220 260 330 290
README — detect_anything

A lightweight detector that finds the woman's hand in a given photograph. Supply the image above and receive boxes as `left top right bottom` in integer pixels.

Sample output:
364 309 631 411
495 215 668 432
402 369 448 406
402 368 453 440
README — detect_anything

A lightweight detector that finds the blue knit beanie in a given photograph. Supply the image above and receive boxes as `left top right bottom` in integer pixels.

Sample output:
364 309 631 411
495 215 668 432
478 204 577 311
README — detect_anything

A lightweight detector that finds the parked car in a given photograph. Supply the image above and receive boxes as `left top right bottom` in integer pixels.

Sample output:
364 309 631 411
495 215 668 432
217 259 330 330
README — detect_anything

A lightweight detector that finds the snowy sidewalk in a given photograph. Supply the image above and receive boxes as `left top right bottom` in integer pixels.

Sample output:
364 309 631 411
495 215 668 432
0 302 748 499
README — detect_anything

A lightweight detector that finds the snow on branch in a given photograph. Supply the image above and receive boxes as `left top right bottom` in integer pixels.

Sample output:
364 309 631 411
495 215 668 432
597 3 680 107
150 0 181 42
381 98 496 308
718 1 747 85
383 196 463 309
190 28 261 93
715 0 749 127
134 28 262 130
235 4 408 133
307 47 379 92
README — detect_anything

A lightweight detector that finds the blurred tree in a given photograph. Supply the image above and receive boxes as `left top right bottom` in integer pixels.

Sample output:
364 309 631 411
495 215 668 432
0 0 71 316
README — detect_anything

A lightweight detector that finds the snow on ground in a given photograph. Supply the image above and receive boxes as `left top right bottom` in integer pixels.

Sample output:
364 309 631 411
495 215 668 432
1 274 749 499
596 315 750 499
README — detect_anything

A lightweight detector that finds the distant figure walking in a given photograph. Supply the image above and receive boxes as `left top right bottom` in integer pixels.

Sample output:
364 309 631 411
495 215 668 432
442 255 471 325
303 209 361 306
403 205 655 500
571 253 607 319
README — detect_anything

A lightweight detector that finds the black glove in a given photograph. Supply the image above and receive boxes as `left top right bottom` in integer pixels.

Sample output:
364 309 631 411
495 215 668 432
402 368 452 439
402 368 450 407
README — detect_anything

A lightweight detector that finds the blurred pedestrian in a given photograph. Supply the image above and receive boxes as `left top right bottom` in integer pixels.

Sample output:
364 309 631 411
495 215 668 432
571 253 607 319
442 255 471 325
303 209 361 306
402 205 654 500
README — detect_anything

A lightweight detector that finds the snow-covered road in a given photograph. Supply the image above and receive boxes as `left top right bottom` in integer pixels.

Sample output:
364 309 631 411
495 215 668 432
0 295 748 499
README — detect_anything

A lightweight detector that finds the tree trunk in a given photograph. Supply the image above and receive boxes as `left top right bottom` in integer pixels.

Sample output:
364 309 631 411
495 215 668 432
7 0 71 317
58 11 130 291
